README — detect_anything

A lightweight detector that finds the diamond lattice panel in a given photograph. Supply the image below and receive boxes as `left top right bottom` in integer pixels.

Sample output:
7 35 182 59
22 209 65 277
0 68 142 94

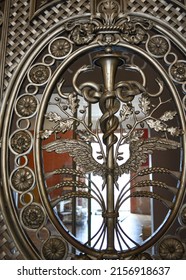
4 0 186 90
4 0 90 89
128 0 186 35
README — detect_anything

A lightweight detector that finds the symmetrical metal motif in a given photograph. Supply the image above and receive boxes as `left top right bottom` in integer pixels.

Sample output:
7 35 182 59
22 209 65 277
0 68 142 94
2 0 185 94
0 0 186 260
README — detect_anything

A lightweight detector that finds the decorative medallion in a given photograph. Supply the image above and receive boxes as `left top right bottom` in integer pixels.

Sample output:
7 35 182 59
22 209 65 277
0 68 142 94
28 64 51 85
49 37 73 58
169 61 186 83
16 94 38 117
21 204 45 230
10 167 34 193
146 35 170 57
42 237 67 260
10 130 32 154
158 237 185 260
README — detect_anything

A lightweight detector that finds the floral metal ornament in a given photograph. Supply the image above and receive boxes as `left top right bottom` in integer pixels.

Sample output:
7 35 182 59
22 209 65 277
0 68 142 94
15 94 38 118
28 63 51 85
66 22 95 45
158 237 185 260
146 35 170 57
145 34 186 94
21 204 45 230
49 37 73 59
169 61 186 83
42 237 68 260
10 130 32 155
66 0 152 46
10 167 35 193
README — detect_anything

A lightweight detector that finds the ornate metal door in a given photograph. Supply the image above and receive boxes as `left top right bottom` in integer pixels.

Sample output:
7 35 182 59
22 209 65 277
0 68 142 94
0 0 186 260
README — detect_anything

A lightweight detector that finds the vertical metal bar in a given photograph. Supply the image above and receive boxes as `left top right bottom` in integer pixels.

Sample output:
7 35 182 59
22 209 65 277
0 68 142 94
0 0 11 106
72 107 77 252
94 52 123 251
88 103 92 245
29 0 36 20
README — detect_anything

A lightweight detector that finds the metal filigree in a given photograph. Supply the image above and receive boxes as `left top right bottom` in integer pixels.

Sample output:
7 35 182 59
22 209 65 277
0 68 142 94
0 0 186 261
43 139 106 178
146 34 186 93
170 61 186 83
66 0 153 46
10 167 35 193
42 237 68 260
40 44 183 257
67 16 153 45
10 130 32 155
49 37 73 59
158 237 185 260
28 64 51 85
16 94 38 118
146 35 170 57
21 204 45 230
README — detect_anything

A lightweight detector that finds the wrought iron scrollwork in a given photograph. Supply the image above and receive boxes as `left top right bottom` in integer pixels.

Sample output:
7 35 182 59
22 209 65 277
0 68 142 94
0 0 186 260
66 2 153 46
39 41 184 257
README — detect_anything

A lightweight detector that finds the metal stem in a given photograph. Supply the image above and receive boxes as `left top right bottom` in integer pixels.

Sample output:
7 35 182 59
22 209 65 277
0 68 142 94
94 50 124 252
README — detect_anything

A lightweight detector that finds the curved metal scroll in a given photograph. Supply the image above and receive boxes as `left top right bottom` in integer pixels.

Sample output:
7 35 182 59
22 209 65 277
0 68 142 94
0 0 186 260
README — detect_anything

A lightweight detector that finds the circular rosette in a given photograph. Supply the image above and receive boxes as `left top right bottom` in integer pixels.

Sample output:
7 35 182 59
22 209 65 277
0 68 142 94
20 203 45 230
28 63 51 86
42 237 68 260
158 236 185 260
146 35 170 58
9 130 32 155
48 37 73 59
10 167 35 193
15 94 39 118
169 61 186 84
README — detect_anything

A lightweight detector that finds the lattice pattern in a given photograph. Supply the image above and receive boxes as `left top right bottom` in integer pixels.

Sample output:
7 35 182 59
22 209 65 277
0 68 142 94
3 0 186 90
1 0 186 260
128 0 186 35
0 213 23 259
4 0 90 89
